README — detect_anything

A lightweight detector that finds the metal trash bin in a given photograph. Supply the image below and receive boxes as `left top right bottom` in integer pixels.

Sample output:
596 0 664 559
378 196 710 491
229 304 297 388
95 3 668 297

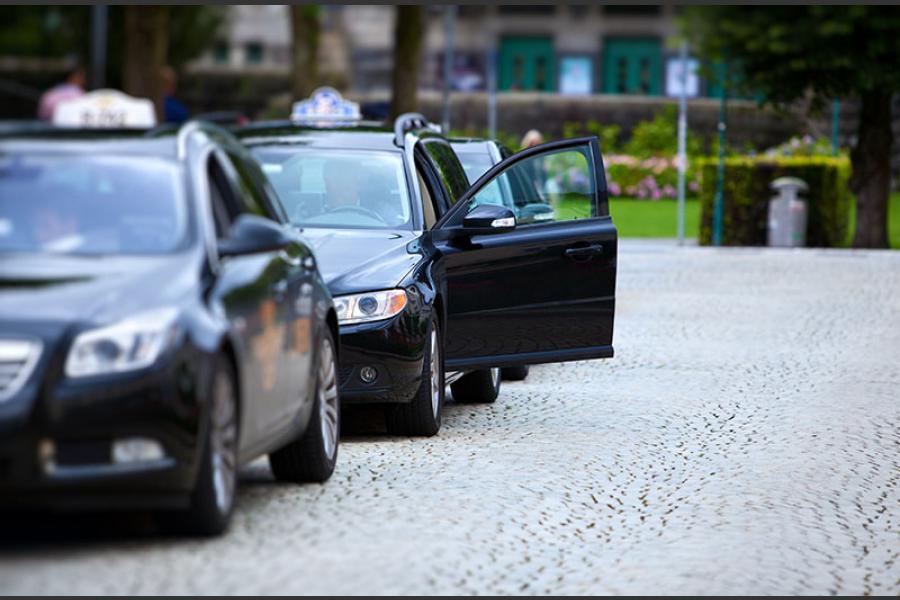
768 177 808 247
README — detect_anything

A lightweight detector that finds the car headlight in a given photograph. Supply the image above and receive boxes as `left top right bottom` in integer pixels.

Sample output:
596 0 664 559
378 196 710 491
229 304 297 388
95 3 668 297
334 290 407 325
65 308 180 378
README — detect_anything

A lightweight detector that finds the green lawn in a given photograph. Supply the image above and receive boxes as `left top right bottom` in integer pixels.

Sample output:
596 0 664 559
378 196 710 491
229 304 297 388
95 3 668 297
609 198 700 238
596 193 899 247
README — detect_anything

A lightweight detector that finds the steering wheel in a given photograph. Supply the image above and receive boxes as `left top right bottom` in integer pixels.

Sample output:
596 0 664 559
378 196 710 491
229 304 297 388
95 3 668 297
324 205 388 225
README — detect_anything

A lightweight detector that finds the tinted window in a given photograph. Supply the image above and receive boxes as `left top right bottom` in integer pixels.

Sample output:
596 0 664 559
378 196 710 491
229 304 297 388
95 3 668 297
0 152 187 255
251 147 412 230
422 140 470 205
454 151 495 183
465 144 598 225
223 150 279 220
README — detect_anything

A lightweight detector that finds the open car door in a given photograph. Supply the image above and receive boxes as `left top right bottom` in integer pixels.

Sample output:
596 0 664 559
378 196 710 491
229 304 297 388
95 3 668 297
432 137 617 371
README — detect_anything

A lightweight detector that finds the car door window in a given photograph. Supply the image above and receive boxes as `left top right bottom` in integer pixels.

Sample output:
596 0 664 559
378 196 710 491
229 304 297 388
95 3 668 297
464 142 599 225
417 169 439 229
207 155 241 239
221 150 284 222
422 139 470 205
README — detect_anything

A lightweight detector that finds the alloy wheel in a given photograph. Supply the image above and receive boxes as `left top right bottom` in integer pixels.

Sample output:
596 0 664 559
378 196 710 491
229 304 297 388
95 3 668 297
318 336 339 460
430 329 441 418
211 368 238 515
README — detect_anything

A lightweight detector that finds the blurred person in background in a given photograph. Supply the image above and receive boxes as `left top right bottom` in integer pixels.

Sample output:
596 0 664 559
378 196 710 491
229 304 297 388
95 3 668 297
37 64 86 121
520 129 544 150
161 66 189 124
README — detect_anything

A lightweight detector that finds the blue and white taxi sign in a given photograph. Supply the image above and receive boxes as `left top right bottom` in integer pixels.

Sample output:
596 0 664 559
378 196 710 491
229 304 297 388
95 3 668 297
53 89 157 128
291 87 360 125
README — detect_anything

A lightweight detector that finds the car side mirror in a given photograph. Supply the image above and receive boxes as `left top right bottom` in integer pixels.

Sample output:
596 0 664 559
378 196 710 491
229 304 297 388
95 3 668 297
217 214 291 258
460 204 517 235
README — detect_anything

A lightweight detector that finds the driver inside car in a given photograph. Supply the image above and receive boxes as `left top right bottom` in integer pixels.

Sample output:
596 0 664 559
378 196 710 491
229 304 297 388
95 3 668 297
322 159 362 212
321 159 402 226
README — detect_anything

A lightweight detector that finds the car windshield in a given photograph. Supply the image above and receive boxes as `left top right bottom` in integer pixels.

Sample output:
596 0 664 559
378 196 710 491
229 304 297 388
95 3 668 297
455 150 495 183
251 147 412 230
0 152 187 256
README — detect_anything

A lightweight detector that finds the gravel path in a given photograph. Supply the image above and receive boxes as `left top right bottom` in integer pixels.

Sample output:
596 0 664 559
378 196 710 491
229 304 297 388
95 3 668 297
2 242 898 595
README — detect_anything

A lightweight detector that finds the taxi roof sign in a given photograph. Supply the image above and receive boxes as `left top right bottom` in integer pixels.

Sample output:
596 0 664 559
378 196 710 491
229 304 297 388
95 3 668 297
291 87 360 126
53 89 157 129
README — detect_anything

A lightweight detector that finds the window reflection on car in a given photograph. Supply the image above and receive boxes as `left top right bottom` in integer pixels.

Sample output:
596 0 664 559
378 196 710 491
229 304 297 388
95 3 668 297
253 148 412 230
0 153 186 255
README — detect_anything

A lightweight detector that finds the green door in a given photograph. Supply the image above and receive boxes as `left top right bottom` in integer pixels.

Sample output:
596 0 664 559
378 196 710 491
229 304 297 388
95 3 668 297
602 37 662 95
499 36 555 92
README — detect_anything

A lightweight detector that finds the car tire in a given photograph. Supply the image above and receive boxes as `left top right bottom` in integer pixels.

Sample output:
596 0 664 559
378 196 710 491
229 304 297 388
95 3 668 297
385 316 443 437
161 354 239 536
269 328 340 483
451 367 501 404
501 365 529 381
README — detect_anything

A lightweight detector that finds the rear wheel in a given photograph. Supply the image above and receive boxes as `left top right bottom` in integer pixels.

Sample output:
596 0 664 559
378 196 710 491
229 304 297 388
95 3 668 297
161 354 238 536
451 367 501 404
269 329 340 483
501 365 530 381
385 316 443 436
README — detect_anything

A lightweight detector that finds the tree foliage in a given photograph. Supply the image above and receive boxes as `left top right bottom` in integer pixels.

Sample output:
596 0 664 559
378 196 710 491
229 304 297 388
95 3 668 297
683 6 900 248
0 6 224 81
683 6 900 110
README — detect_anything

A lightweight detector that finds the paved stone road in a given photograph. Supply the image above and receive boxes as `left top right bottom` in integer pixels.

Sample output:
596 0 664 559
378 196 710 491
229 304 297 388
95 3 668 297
2 242 898 595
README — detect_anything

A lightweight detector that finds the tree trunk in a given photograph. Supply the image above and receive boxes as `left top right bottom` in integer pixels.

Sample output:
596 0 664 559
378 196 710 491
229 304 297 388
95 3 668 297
389 6 424 119
850 91 893 248
290 5 320 99
122 6 170 119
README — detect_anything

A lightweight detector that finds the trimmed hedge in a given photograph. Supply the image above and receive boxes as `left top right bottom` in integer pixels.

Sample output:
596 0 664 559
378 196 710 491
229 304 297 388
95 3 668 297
698 156 852 247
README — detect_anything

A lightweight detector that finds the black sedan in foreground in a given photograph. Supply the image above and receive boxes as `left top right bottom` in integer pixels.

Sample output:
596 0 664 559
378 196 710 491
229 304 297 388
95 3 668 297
0 123 340 535
238 111 617 438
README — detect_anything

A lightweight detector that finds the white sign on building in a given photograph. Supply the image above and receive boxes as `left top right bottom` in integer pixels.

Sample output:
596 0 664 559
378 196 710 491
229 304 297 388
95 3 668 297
665 57 700 98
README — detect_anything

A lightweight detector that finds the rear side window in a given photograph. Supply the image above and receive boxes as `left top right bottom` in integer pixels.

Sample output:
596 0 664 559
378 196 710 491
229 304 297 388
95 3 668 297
421 140 470 205
222 149 285 222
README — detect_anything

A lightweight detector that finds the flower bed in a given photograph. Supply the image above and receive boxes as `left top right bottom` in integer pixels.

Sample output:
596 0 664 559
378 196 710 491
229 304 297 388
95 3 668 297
604 155 700 200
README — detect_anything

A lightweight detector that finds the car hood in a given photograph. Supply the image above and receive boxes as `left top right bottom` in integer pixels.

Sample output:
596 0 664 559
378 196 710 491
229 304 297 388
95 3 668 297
299 228 424 295
0 252 200 325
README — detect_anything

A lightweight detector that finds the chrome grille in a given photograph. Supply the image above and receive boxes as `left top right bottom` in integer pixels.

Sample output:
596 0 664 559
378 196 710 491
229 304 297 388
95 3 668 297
0 339 41 402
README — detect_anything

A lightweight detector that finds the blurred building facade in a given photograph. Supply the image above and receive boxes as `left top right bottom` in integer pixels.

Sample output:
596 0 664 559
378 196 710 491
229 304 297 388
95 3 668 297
188 4 722 99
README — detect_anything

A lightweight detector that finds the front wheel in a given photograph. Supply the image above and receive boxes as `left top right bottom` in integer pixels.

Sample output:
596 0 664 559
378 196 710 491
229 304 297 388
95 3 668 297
161 354 239 536
385 316 443 436
269 328 340 483
451 367 501 404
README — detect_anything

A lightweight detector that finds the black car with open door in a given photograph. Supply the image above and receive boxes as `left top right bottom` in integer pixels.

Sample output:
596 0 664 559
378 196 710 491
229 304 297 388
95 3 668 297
238 100 616 438
0 122 340 535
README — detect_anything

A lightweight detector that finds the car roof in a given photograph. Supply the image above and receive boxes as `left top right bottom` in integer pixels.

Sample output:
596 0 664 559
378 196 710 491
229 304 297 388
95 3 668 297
0 125 179 159
237 120 414 152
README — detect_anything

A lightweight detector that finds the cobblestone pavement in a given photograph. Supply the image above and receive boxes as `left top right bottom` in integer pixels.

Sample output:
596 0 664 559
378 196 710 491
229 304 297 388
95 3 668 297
2 242 899 595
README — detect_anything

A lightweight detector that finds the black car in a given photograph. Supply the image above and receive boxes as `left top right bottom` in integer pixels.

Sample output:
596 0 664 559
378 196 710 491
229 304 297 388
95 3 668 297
0 122 340 535
450 137 536 382
237 114 618 437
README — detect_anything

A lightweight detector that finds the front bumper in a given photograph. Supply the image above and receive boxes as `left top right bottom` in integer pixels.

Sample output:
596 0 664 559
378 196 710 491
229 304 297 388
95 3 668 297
337 311 429 404
0 351 208 510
